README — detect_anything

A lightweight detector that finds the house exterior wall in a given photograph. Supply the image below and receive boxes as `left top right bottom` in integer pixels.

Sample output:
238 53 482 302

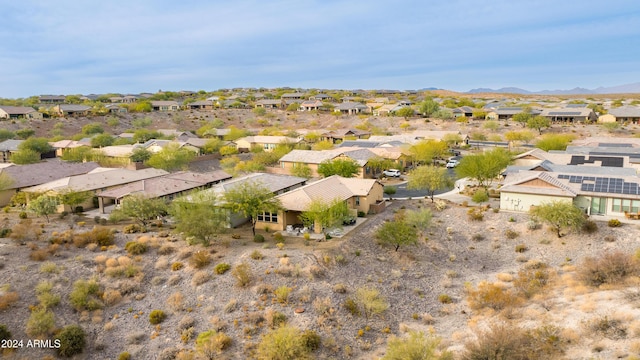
499 191 573 212
280 161 320 177
598 114 616 123
0 189 16 207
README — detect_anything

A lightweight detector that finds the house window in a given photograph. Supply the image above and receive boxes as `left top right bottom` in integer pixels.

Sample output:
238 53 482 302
257 212 278 223
355 196 360 206
612 198 640 213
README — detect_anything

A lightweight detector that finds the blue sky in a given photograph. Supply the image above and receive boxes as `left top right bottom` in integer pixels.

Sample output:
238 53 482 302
1 0 639 98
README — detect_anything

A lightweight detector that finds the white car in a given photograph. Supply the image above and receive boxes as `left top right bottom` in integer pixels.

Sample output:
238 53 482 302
446 159 459 168
383 169 401 177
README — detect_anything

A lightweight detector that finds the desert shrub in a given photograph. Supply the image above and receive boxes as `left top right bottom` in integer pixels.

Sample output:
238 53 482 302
300 330 321 352
26 307 55 337
191 271 210 286
471 189 489 203
232 262 252 287
515 244 528 253
123 224 144 234
467 207 484 221
0 324 11 340
581 219 598 234
19 211 27 219
125 241 147 255
383 330 451 360
56 325 86 357
214 262 230 275
149 309 167 325
254 234 265 243
608 219 622 227
30 249 49 261
471 233 485 241
189 251 211 269
344 297 361 316
171 262 184 271
167 292 185 312
513 262 551 298
72 227 115 247
434 199 447 211
195 330 232 357
505 229 520 239
40 262 59 274
256 325 312 360
118 352 131 360
333 283 347 294
158 244 175 255
438 294 453 304
604 235 616 242
274 232 284 243
462 324 529 360
231 233 241 239
274 286 292 304
0 228 11 237
578 251 640 287
586 315 627 339
0 291 19 310
466 281 519 311
526 220 540 230
69 279 103 311
250 250 264 260
266 309 287 329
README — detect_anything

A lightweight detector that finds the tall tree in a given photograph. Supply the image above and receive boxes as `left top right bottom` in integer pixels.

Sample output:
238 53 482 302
27 195 58 222
409 140 448 165
419 98 440 117
146 143 195 171
119 194 168 226
535 134 575 151
395 107 415 120
18 137 53 154
407 166 453 202
530 201 585 238
455 148 511 188
317 158 360 178
367 157 396 178
376 217 418 251
299 198 350 234
90 134 114 148
10 149 41 164
527 115 551 134
222 181 281 236
512 112 532 127
170 191 225 246
58 190 93 213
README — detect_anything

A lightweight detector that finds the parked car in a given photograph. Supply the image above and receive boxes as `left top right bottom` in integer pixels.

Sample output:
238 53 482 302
449 149 461 156
446 159 460 168
383 169 401 177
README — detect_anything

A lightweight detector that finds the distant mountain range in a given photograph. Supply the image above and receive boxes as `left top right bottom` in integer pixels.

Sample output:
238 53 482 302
466 82 640 95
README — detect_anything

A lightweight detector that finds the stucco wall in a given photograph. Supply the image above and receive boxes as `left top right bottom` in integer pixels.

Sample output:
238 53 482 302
500 191 572 212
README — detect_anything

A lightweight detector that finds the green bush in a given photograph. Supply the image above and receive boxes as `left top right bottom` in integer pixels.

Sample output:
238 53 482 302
123 224 144 234
438 294 453 304
195 330 232 357
467 207 484 221
118 352 131 360
26 307 55 337
149 310 167 325
471 189 489 203
125 241 147 255
232 262 252 287
253 234 265 243
273 232 284 243
0 228 11 238
69 279 102 311
256 325 312 360
214 263 230 275
0 324 11 341
383 330 450 360
19 211 27 219
56 325 86 358
608 219 622 227
300 330 321 352
344 297 361 316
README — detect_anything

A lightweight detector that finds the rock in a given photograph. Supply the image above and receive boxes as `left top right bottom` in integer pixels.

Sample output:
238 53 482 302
294 307 305 314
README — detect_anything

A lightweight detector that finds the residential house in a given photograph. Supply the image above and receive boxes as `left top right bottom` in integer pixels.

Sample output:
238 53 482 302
50 140 86 157
281 92 306 101
96 170 231 213
298 100 323 112
0 159 100 206
0 106 43 120
52 104 91 117
186 100 215 110
539 108 596 123
22 167 168 212
486 107 542 121
157 129 198 141
372 104 398 116
234 136 299 152
309 94 332 102
334 102 368 115
599 106 640 124
255 99 283 109
452 106 474 118
0 139 23 163
321 129 371 143
142 140 202 155
278 148 379 178
39 95 66 104
105 104 128 114
500 170 640 220
254 175 385 233
202 173 307 227
151 101 180 111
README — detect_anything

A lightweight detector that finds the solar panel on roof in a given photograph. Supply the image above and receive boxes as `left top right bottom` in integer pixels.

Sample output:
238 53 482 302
599 143 633 148
558 174 570 179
